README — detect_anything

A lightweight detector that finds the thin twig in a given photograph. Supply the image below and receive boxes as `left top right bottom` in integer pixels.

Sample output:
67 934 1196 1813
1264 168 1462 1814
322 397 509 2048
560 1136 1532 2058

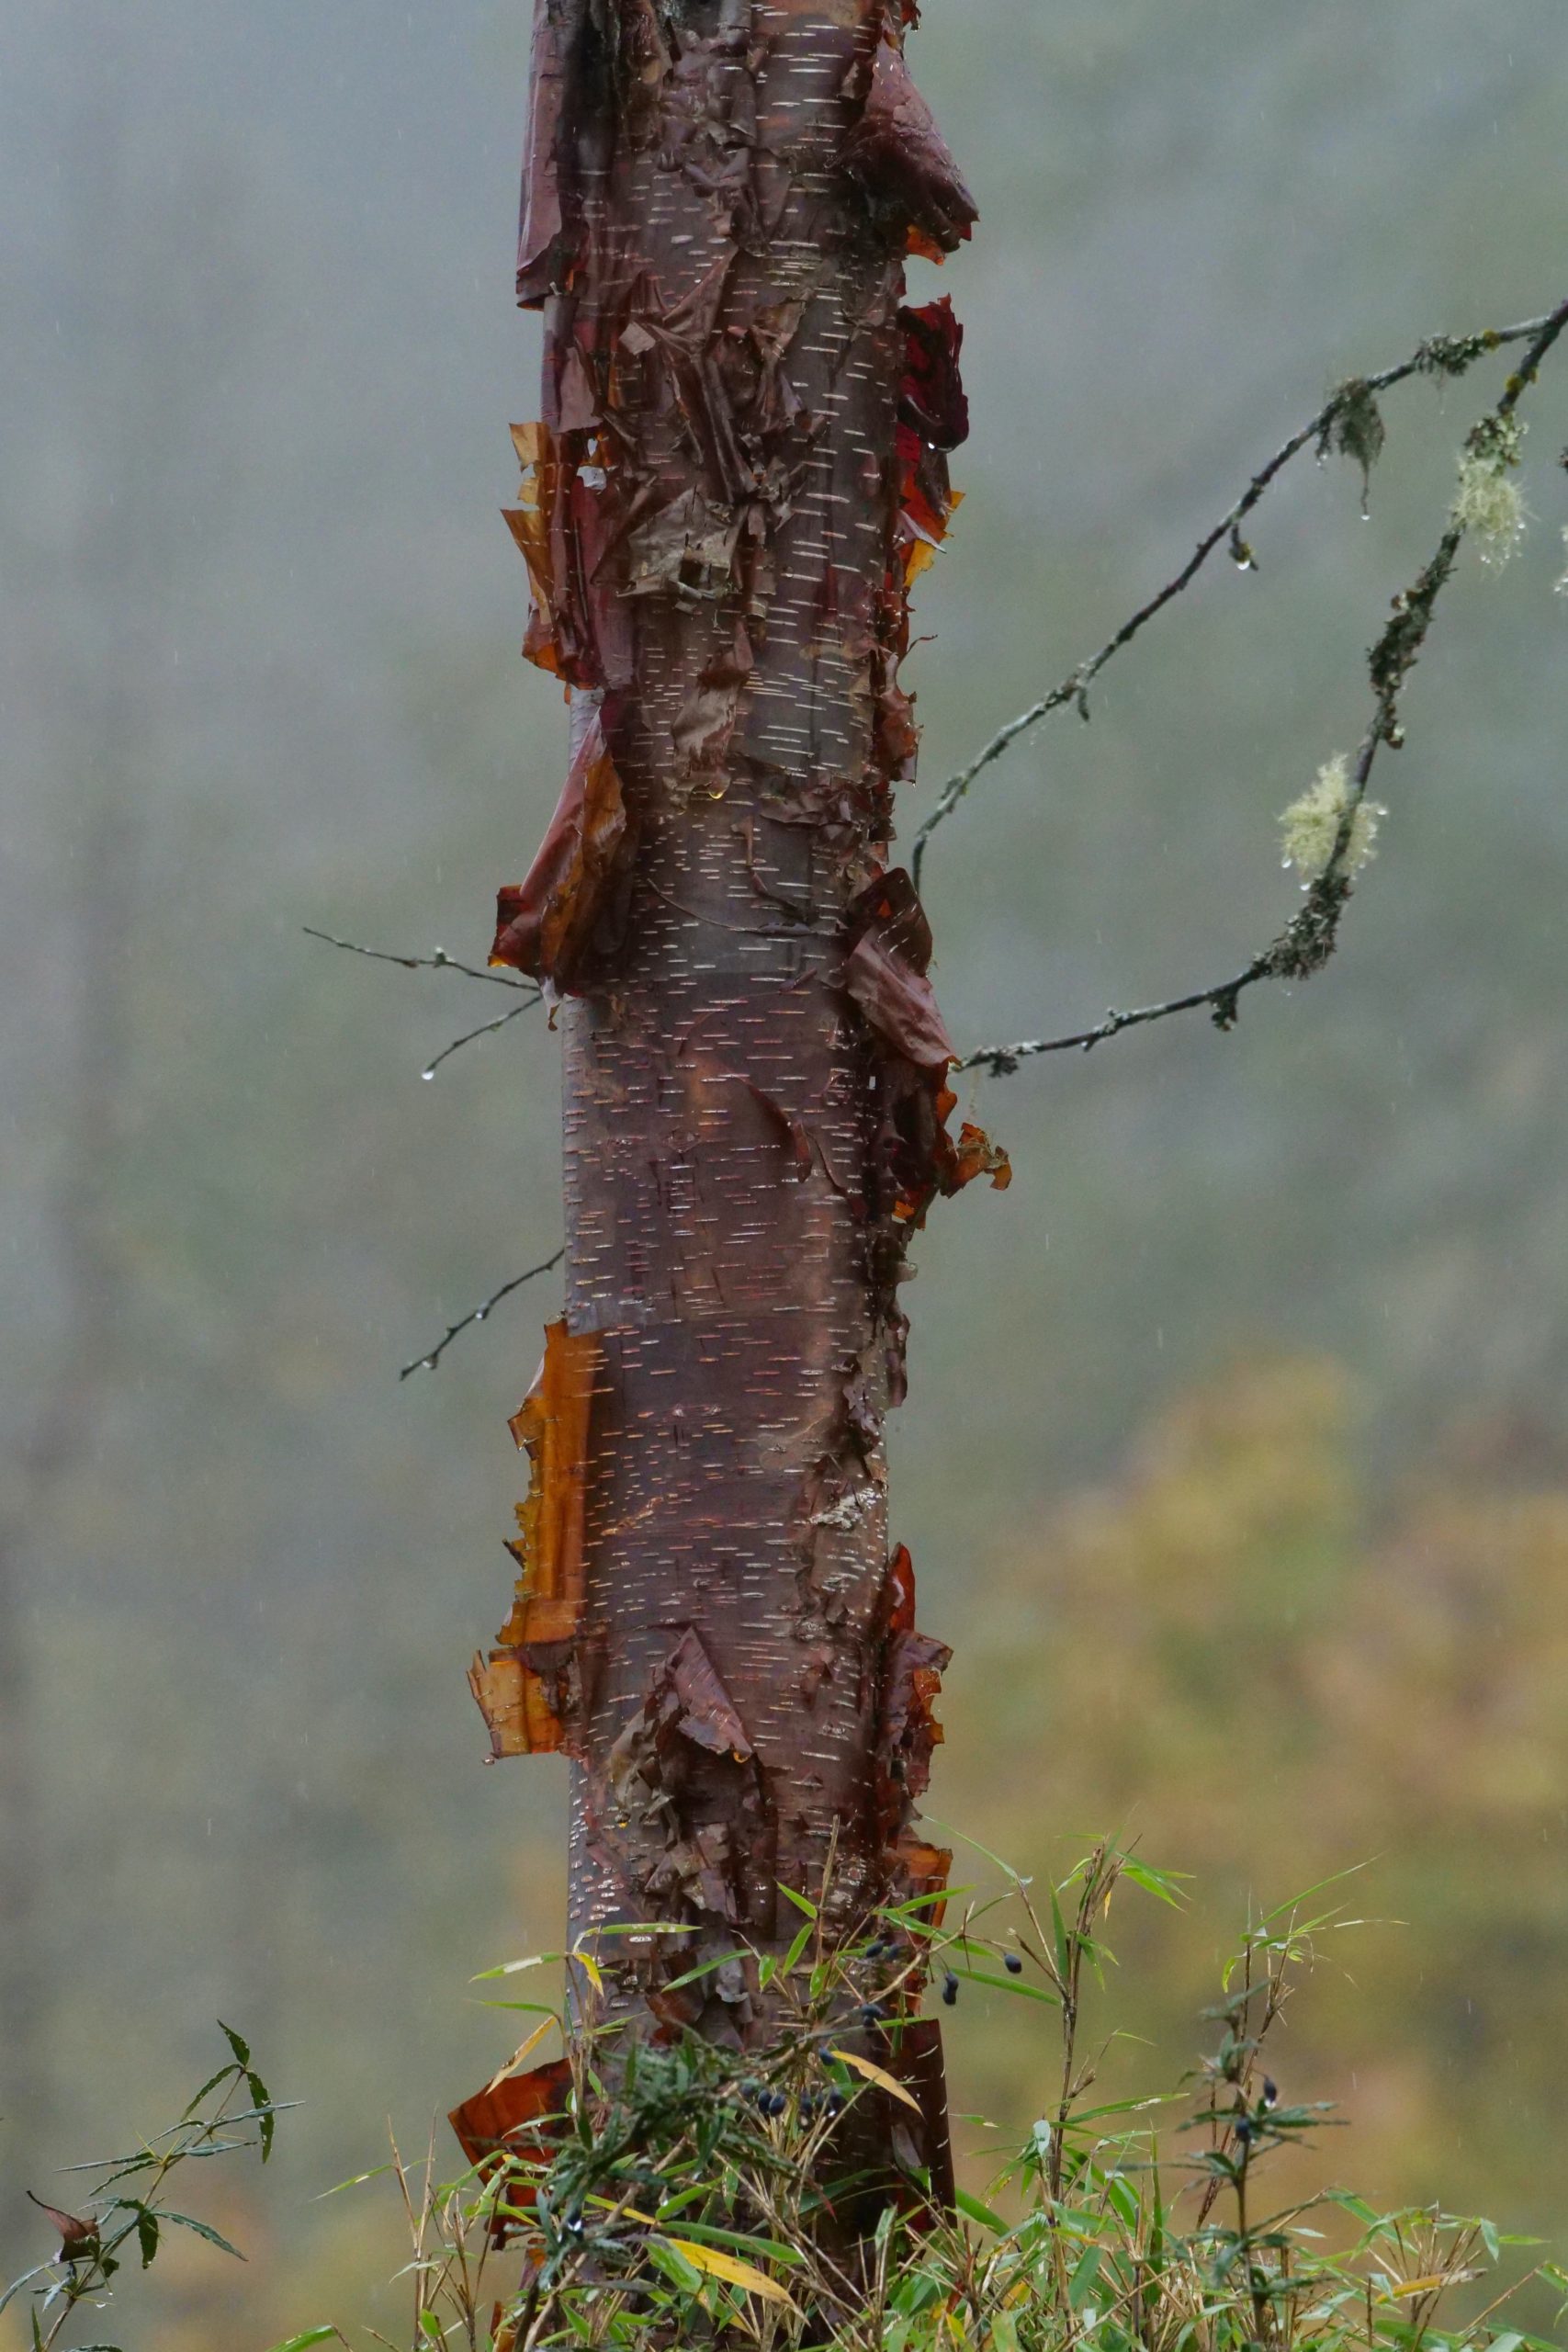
400 1250 566 1381
303 925 539 996
911 304 1562 888
422 999 536 1080
961 294 1568 1080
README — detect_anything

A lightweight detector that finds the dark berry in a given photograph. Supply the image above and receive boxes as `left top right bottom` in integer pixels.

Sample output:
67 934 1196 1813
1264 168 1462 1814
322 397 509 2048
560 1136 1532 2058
942 1972 960 2007
1004 1952 1024 1975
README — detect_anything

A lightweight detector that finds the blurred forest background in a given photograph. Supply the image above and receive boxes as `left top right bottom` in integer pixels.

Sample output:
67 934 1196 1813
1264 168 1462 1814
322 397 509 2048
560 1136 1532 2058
6 0 1568 2341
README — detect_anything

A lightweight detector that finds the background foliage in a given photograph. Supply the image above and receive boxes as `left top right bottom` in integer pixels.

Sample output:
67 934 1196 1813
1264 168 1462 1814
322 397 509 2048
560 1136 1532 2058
5 0 1567 2341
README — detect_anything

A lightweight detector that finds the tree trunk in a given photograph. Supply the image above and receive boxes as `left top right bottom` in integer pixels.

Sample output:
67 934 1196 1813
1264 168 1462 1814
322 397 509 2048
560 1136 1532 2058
457 0 994 2195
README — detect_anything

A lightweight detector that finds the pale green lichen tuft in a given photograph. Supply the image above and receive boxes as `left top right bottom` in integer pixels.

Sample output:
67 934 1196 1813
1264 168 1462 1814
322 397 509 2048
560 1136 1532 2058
1452 415 1529 570
1280 755 1385 883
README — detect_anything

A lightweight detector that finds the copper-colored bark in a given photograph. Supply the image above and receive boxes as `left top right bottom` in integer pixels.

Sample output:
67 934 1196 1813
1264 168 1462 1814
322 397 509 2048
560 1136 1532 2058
470 1322 601 1758
465 0 992 2186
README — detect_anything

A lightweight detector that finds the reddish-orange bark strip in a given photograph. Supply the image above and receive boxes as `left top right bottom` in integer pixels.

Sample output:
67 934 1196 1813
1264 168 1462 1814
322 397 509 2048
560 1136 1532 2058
448 2056 574 2247
462 0 998 2197
469 1321 601 1758
491 713 633 997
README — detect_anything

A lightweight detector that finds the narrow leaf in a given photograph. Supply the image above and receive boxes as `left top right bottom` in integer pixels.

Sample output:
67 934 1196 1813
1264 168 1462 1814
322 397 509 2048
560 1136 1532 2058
1068 2245 1104 2309
182 2064 241 2118
951 1964 1060 2006
0 2263 54 2319
651 2219 804 2268
164 2212 246 2260
481 2018 555 2095
827 2049 923 2114
953 2187 1009 2233
247 2073 276 2161
1122 1861 1190 1910
661 2237 798 2310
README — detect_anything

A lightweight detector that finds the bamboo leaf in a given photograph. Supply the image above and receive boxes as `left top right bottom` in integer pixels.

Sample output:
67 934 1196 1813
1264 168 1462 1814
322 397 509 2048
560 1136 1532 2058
315 2164 397 2199
1049 1883 1072 1989
782 1920 815 1975
247 2071 276 2161
1068 2245 1103 2309
827 2049 923 2114
954 2187 1009 2233
481 2017 555 2094
1122 1861 1191 1910
163 2211 247 2260
652 2219 804 2268
952 1964 1060 2006
0 2263 53 2318
182 2065 241 2118
661 2236 799 2310
660 1948 750 1995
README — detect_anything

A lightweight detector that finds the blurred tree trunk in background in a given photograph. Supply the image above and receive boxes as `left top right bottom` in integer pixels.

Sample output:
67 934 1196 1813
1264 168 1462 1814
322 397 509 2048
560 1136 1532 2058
0 98 254 2267
0 797 134 2233
458 0 997 2191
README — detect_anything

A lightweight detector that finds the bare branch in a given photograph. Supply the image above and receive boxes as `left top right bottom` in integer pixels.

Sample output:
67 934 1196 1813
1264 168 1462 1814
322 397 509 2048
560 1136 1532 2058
957 964 1272 1076
303 925 539 997
912 303 1563 888
962 296 1568 1079
422 1001 536 1082
400 1250 567 1382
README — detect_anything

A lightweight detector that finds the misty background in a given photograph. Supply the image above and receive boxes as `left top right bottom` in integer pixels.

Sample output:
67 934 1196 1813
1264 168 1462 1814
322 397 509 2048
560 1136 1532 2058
5 0 1568 2339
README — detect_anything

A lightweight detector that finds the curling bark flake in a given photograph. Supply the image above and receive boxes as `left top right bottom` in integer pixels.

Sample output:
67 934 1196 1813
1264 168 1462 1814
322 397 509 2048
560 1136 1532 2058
459 0 1004 2163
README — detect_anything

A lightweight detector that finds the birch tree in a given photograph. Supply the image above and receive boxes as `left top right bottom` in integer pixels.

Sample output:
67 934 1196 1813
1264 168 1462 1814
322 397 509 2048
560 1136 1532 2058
452 0 995 2194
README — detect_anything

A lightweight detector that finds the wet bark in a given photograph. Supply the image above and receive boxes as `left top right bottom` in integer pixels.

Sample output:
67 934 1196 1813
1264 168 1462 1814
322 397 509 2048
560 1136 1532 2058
461 0 995 2184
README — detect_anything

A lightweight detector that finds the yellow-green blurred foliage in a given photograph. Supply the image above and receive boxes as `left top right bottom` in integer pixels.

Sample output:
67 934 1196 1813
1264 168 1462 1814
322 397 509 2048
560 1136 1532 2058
942 1359 1568 2246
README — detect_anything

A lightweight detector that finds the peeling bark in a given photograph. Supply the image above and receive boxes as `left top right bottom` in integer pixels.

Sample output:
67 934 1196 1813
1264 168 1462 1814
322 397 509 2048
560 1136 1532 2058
465 0 996 2197
470 1320 602 1757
